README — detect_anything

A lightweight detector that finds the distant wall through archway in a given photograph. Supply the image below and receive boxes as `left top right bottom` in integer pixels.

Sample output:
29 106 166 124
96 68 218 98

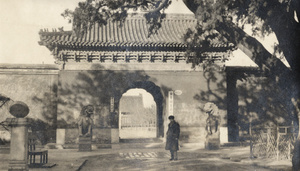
119 88 157 139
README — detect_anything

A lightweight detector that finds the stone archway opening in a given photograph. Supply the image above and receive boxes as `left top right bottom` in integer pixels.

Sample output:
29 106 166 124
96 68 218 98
119 88 157 139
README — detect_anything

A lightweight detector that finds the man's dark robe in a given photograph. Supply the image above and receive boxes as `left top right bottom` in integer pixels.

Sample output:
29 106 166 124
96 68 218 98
165 121 180 151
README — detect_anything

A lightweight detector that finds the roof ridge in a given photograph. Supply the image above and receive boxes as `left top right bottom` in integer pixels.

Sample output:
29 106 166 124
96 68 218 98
38 13 234 51
127 13 196 20
39 14 196 35
39 29 72 36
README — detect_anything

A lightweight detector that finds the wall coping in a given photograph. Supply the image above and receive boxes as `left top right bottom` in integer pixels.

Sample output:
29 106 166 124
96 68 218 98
0 64 59 75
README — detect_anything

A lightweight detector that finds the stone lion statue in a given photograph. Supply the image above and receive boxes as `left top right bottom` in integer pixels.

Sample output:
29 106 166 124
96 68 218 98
204 102 221 149
78 105 94 137
203 102 220 135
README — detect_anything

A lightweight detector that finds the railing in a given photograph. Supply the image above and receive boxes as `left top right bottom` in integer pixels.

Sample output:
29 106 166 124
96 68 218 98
250 126 297 160
120 115 156 128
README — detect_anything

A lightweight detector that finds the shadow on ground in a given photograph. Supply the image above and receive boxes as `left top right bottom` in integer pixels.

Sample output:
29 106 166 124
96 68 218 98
0 146 293 171
80 150 292 171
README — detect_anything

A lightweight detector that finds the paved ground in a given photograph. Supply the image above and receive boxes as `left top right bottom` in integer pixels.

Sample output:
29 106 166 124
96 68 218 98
0 143 293 171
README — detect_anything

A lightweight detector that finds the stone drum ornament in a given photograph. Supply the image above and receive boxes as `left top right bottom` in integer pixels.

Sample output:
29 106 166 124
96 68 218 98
9 101 30 118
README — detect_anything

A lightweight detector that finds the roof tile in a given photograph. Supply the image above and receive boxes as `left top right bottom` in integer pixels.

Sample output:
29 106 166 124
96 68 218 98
39 14 233 50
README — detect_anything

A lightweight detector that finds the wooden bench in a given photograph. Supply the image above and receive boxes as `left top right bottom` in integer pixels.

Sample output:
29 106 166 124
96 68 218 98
28 135 48 166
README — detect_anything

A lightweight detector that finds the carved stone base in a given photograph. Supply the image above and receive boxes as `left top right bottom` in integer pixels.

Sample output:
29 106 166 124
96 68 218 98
8 160 28 171
205 134 220 150
78 137 92 151
205 138 220 150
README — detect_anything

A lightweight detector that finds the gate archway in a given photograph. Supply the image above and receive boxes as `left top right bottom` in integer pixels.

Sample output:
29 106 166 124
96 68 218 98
119 89 156 139
118 81 164 139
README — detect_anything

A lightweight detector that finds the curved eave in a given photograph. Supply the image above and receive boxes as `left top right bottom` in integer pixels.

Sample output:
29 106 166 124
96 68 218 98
40 40 234 50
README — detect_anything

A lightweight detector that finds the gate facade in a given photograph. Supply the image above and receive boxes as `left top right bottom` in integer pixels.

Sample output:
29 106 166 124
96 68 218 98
36 13 233 144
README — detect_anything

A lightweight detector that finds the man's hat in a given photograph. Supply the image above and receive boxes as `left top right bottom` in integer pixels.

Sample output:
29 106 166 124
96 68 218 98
168 115 175 119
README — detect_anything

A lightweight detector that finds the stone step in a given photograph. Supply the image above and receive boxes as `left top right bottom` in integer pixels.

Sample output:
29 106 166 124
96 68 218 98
28 163 56 168
62 144 112 149
119 138 164 143
119 142 164 149
221 141 250 147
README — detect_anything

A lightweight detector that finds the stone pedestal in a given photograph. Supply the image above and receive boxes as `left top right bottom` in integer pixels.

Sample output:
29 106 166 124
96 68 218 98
205 133 220 150
111 129 119 144
6 118 30 171
78 137 92 151
220 127 228 144
56 129 65 145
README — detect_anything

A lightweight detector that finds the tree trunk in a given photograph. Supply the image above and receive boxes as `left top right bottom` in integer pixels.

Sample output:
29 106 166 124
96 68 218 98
216 21 290 75
293 138 300 171
292 98 300 171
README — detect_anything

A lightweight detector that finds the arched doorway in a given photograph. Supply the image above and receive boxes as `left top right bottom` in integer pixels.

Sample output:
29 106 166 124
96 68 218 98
119 89 156 139
118 81 164 140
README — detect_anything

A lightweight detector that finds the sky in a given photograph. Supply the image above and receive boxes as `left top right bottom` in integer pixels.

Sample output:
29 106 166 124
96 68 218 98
0 0 192 64
0 0 84 64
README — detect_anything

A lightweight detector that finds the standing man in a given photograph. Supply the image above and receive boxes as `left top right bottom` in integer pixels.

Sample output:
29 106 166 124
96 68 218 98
165 115 180 161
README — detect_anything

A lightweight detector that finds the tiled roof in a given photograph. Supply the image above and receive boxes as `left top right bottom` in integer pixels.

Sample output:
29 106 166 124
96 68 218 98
39 14 232 50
